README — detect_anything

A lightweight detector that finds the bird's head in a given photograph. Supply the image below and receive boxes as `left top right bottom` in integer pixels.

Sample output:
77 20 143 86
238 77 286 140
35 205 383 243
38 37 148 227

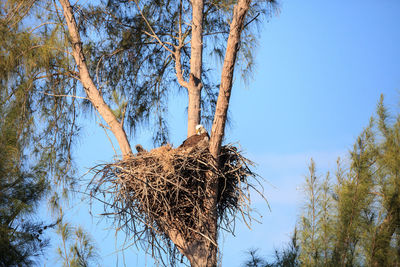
195 124 207 135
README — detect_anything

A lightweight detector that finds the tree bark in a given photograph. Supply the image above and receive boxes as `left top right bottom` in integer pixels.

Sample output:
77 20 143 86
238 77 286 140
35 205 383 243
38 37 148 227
184 1 253 266
370 197 399 267
59 0 132 158
195 0 252 265
187 0 204 137
184 240 216 267
188 86 202 136
209 0 252 159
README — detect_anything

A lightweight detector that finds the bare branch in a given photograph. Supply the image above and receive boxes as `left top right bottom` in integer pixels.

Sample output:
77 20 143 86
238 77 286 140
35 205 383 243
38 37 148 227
172 0 190 90
29 22 59 33
59 0 133 158
132 0 174 54
174 46 189 89
38 91 88 100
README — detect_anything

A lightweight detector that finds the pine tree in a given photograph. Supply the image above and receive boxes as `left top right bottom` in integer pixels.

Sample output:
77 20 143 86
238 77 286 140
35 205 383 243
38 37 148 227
1 2 97 265
243 231 300 267
244 96 400 267
298 96 400 266
2 0 278 265
0 81 49 266
56 221 98 267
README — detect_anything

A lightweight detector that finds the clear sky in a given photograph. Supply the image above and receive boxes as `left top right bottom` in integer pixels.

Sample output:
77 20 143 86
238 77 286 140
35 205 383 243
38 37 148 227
43 0 400 266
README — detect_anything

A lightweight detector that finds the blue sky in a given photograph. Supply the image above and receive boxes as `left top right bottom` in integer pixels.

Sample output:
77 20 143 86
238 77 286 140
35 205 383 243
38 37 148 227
43 0 400 266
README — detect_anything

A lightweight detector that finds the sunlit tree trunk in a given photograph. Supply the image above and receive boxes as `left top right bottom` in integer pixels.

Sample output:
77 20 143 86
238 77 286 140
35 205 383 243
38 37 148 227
175 0 253 265
59 0 132 158
210 0 251 159
187 1 253 266
187 0 204 137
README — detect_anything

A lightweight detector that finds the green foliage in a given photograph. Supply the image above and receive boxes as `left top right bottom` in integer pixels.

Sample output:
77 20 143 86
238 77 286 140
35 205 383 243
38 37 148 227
244 96 400 267
267 230 300 267
1 0 79 193
243 231 300 267
299 160 323 266
1 2 91 265
297 96 400 266
243 249 267 267
80 0 278 143
3 0 278 149
56 220 99 267
0 78 49 266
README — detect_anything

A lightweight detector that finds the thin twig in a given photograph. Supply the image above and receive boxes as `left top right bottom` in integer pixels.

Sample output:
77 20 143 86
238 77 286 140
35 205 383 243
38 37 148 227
132 0 174 54
39 91 88 99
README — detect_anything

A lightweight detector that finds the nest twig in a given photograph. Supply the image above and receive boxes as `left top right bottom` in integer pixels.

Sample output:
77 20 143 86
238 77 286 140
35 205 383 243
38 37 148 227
89 143 266 265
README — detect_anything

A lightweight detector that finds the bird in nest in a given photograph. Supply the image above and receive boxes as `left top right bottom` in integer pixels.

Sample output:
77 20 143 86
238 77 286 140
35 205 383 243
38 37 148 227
179 124 210 148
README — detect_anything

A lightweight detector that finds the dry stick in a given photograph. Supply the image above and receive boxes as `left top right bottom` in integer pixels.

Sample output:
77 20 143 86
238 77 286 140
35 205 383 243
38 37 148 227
39 91 88 100
29 22 58 33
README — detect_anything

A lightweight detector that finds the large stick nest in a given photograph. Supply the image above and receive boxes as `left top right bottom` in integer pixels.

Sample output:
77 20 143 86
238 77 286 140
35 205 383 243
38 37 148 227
89 143 265 264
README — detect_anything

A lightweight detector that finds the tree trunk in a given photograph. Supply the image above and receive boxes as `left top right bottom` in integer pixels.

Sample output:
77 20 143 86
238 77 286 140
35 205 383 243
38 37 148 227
59 0 132 158
197 0 252 264
209 0 252 159
185 240 217 267
167 226 217 267
188 86 202 136
187 0 204 137
185 168 219 267
370 199 399 267
182 1 253 266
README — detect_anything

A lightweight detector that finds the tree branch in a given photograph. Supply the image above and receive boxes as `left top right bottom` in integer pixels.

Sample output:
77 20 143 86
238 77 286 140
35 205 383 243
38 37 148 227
174 46 189 89
173 0 189 89
59 0 133 158
187 0 204 136
39 91 88 100
132 0 174 54
210 0 252 159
